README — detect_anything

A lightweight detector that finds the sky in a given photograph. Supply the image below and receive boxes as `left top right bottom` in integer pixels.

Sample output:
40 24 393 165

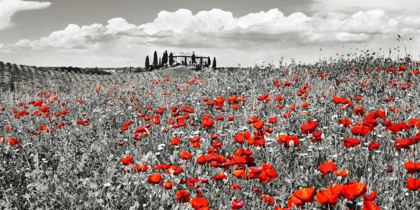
0 0 420 67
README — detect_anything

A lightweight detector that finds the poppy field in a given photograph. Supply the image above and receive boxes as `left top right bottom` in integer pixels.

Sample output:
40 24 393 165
1 57 420 210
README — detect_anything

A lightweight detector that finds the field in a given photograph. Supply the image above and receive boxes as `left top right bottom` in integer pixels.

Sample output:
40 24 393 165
1 57 420 210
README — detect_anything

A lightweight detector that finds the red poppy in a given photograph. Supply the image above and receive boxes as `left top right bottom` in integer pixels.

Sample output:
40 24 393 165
133 163 148 172
394 138 415 151
301 120 318 134
401 84 410 90
376 108 386 120
351 123 371 138
231 183 242 190
268 117 278 124
277 134 300 148
231 200 244 210
176 190 190 203
216 116 224 121
368 142 381 151
288 188 315 208
202 119 215 129
232 170 248 179
121 156 134 165
404 160 420 174
253 121 265 130
212 141 223 150
262 194 274 205
363 201 380 210
316 189 339 207
334 169 350 177
163 181 174 189
311 131 323 143
362 191 377 201
214 96 225 106
7 138 20 146
147 173 163 184
180 151 192 159
318 161 337 176
344 138 361 148
190 198 209 209
213 172 227 181
234 133 245 144
353 106 366 116
343 181 367 200
196 155 206 165
274 95 283 101
406 178 420 191
339 118 352 127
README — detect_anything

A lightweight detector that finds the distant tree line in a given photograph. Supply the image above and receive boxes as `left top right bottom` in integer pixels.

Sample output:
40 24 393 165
57 66 111 75
145 51 217 71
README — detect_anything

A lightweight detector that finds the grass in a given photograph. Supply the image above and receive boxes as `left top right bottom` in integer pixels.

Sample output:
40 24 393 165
0 55 419 210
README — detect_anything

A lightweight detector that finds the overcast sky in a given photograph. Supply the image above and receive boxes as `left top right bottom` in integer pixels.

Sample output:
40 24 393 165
0 0 420 67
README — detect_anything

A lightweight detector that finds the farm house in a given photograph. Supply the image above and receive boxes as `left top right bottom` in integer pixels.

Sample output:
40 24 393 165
173 52 210 66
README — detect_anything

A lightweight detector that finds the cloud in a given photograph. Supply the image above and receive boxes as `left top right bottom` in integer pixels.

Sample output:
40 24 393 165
9 8 420 50
312 0 420 15
14 23 114 49
0 0 51 30
3 8 420 67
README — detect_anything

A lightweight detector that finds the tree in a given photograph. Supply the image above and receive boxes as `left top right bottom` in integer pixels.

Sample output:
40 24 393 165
169 52 174 66
153 51 158 69
0 61 4 70
212 57 217 70
145 56 150 70
208 56 211 66
192 51 196 64
162 50 168 66
158 57 162 68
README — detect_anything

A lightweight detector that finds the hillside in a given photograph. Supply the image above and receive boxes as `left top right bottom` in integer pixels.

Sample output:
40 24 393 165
0 63 168 91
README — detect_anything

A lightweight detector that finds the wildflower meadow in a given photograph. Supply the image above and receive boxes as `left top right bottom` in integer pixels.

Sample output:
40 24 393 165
1 56 420 210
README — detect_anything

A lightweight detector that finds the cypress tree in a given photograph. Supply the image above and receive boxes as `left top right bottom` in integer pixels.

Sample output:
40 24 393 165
159 57 162 68
145 56 150 70
191 52 196 64
208 56 211 66
212 57 217 70
169 52 174 66
163 50 168 66
153 51 158 69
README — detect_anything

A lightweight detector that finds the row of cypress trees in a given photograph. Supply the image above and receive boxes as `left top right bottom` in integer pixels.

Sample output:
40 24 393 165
145 51 217 70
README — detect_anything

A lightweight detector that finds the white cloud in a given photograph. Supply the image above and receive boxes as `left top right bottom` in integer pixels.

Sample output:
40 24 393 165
14 23 113 49
312 0 420 15
9 8 420 50
3 8 420 67
0 0 51 30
